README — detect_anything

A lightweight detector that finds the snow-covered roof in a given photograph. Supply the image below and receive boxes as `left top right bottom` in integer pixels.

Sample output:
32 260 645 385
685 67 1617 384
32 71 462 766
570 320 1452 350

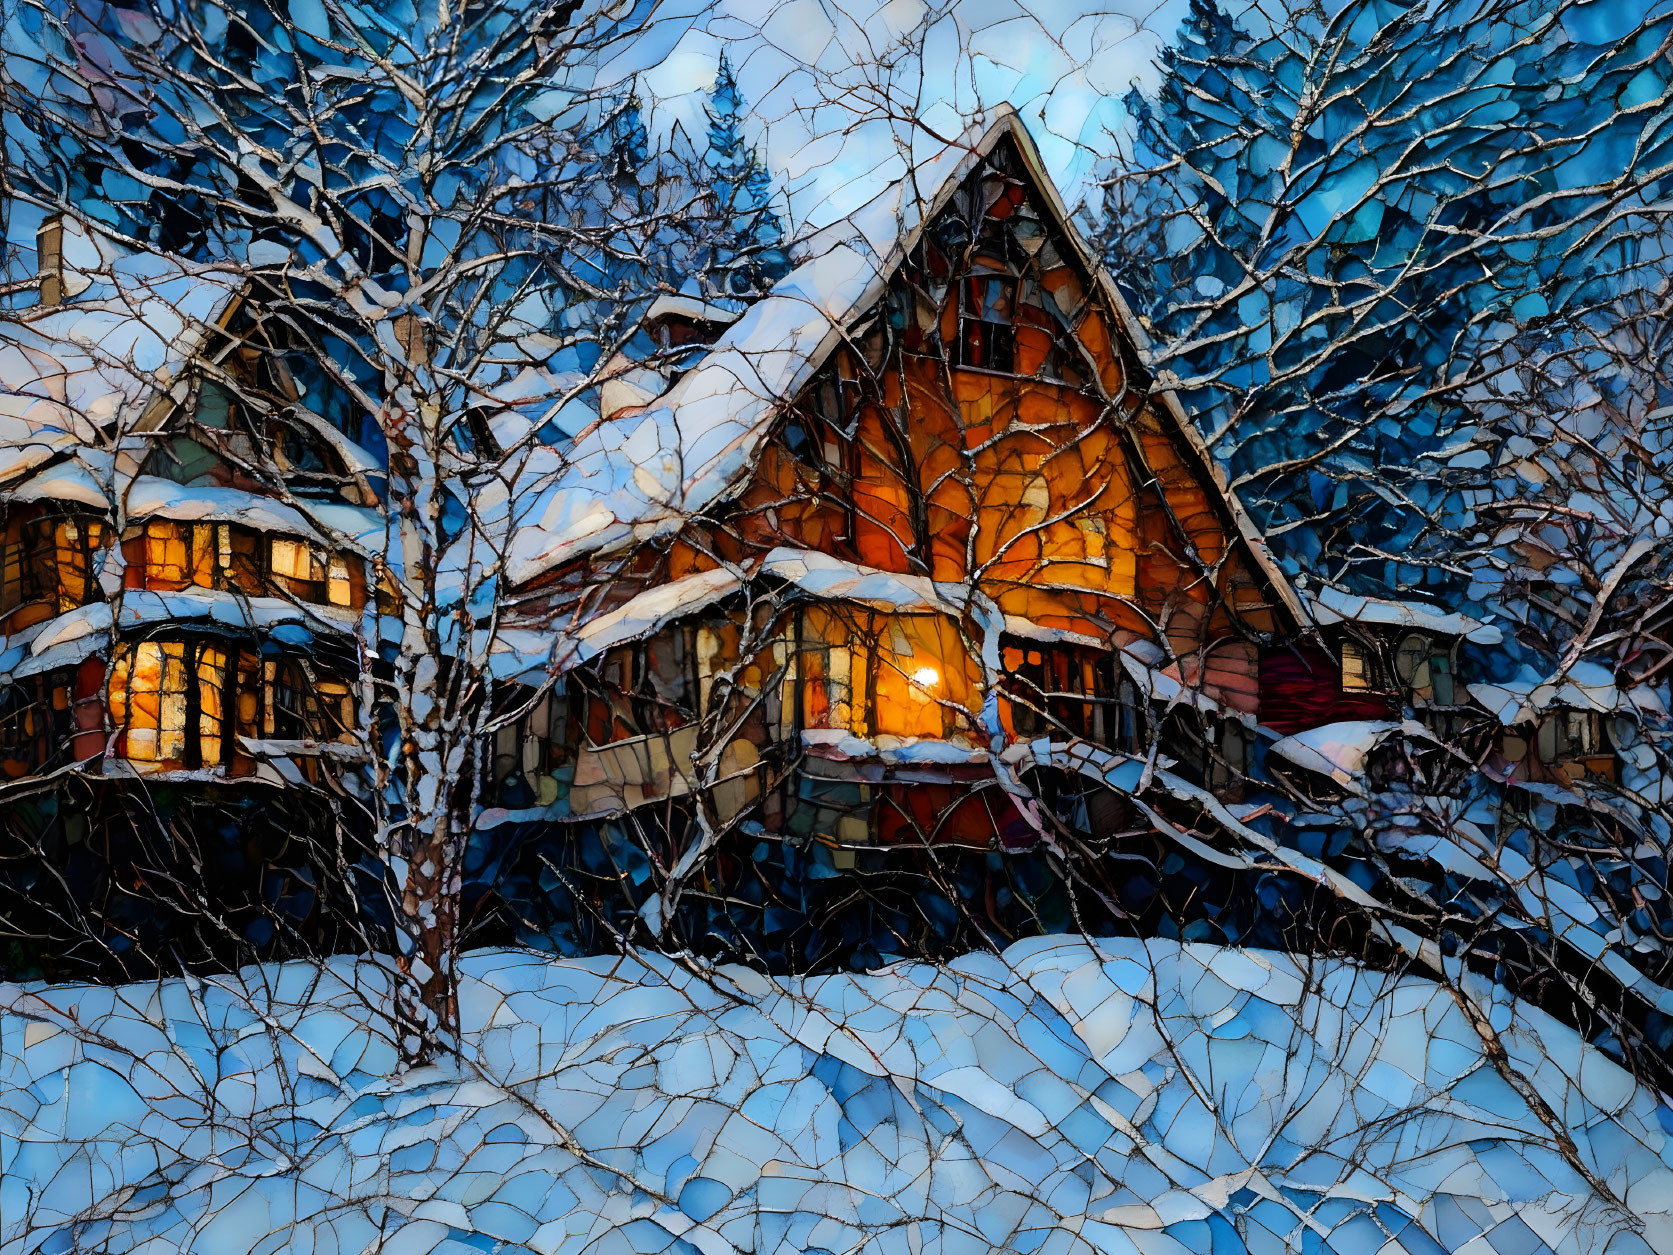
7 457 112 508
1267 719 1433 792
503 107 1307 634
1 589 364 675
644 293 743 330
1305 584 1503 644
505 243 881 584
121 476 332 542
114 588 358 635
0 392 104 487
801 727 988 767
562 565 743 668
1467 660 1664 725
0 227 397 568
557 550 959 671
0 602 114 680
0 226 240 452
0 221 248 560
493 548 1006 682
761 548 951 614
1001 617 1107 650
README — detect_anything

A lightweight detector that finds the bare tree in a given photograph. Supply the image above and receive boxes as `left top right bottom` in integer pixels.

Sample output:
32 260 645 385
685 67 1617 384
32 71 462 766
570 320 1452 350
1088 0 1673 1088
0 0 682 1061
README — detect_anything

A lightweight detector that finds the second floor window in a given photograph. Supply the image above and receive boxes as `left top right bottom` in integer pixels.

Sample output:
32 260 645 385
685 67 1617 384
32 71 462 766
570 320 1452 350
958 274 1016 373
133 520 355 610
1538 708 1604 763
577 632 696 746
1340 640 1379 691
1 514 106 619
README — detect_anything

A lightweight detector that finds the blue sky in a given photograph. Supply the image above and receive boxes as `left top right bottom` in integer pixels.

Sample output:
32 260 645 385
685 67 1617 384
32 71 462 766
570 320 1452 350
594 0 1193 231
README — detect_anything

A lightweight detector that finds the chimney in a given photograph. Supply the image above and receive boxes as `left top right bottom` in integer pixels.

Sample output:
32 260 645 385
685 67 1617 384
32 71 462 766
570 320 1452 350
37 216 64 307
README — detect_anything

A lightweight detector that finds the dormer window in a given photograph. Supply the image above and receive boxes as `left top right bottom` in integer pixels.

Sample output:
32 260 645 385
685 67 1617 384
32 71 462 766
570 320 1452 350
958 273 1016 373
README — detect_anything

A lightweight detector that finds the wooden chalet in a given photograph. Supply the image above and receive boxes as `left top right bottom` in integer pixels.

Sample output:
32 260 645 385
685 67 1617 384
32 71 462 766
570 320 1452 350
2 118 1612 860
0 216 376 787
494 109 1316 852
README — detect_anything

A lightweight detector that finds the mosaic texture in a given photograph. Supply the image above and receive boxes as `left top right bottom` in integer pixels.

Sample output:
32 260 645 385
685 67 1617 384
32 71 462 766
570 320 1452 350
3 0 1673 1246
4 940 1669 1254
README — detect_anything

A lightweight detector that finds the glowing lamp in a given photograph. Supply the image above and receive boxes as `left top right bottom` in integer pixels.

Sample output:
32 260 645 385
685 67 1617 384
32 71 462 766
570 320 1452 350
911 666 940 688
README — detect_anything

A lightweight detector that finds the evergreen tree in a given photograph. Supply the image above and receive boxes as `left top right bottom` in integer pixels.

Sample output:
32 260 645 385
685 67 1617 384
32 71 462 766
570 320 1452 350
1098 0 1673 597
564 89 667 330
693 50 789 301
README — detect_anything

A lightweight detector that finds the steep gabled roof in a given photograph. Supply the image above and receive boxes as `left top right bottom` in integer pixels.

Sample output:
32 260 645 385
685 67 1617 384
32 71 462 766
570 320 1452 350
0 221 246 536
505 107 1306 631
0 230 242 484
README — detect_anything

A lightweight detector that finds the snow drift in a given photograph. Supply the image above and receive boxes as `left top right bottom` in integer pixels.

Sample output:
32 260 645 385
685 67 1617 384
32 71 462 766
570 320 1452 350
3 939 1669 1253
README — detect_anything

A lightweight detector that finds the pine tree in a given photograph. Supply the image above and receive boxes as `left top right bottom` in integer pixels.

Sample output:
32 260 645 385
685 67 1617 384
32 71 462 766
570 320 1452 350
573 90 665 318
692 51 789 301
1098 0 1673 595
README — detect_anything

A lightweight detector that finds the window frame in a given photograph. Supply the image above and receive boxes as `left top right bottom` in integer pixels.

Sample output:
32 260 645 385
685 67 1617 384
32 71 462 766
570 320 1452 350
956 272 1018 374
133 518 354 610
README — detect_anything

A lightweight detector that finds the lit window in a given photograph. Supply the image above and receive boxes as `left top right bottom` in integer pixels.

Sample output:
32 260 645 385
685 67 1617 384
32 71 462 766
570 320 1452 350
1 514 102 614
0 526 24 610
800 636 856 732
1340 640 1374 691
197 645 227 764
114 641 352 765
145 521 191 586
53 519 102 610
269 537 323 582
314 679 354 740
328 554 352 607
156 641 189 761
222 525 263 593
113 640 191 763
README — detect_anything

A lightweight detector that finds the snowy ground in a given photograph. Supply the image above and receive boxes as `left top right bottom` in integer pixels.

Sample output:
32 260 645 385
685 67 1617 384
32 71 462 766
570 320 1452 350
3 938 1670 1254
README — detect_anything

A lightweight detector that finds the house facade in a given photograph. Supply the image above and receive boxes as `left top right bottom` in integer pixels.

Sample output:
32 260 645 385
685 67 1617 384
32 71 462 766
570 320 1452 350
0 213 382 960
490 111 1313 862
2 114 1625 967
0 243 377 791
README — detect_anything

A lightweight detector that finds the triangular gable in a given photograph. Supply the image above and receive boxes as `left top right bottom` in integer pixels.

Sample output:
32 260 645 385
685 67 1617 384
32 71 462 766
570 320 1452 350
506 108 1306 634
